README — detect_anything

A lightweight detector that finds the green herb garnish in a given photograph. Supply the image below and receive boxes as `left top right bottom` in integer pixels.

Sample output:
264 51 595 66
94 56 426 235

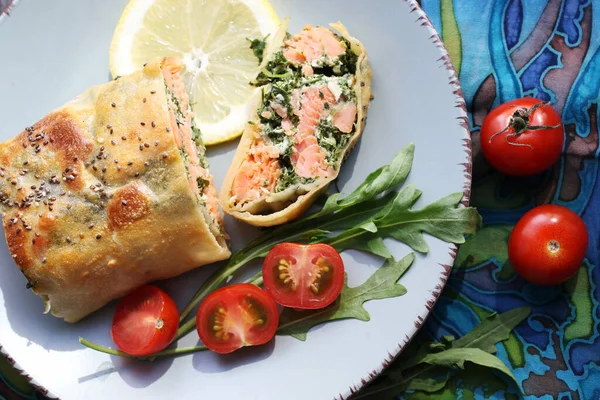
247 34 269 63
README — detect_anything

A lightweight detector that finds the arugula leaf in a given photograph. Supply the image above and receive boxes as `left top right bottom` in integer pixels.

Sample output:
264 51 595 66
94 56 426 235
450 307 531 352
324 186 481 254
354 367 450 400
313 142 415 218
458 365 517 399
417 348 521 391
336 237 392 258
341 142 415 205
376 189 481 253
277 254 415 340
301 192 397 233
400 307 531 370
356 307 531 399
405 370 450 393
381 364 519 400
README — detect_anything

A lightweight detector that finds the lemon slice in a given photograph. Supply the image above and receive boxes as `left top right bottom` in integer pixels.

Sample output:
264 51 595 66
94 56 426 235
109 0 280 145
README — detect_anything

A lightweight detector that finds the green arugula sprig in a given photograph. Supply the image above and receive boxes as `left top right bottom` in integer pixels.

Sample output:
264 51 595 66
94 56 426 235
354 307 532 399
79 255 414 360
174 143 481 340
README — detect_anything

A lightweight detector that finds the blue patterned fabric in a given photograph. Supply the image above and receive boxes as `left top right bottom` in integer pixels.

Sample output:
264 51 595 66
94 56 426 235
407 0 600 399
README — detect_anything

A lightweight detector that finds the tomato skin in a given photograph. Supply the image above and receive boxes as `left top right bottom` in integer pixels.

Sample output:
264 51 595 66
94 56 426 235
196 283 279 354
111 285 179 356
480 97 564 176
508 204 588 286
262 243 345 309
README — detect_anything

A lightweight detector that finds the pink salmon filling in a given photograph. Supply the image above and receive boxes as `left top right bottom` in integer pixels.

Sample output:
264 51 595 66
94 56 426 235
161 58 223 229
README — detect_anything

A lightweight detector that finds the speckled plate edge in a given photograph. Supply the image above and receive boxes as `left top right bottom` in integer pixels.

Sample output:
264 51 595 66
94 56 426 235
0 0 18 24
336 1 472 398
0 1 472 399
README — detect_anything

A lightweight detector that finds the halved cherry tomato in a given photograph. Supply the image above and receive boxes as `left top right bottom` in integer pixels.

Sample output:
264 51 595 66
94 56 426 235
111 285 179 356
508 204 588 286
262 243 344 309
480 97 564 176
196 283 279 354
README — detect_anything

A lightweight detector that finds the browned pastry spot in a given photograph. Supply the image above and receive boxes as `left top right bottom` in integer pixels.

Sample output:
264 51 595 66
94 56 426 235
3 216 32 270
35 111 94 163
108 182 152 228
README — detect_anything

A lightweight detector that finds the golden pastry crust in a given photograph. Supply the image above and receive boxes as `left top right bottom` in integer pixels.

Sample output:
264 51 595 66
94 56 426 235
220 21 373 227
0 61 230 323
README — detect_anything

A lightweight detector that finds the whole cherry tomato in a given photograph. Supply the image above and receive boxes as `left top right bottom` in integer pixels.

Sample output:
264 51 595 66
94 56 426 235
111 285 179 356
508 204 588 286
480 97 564 176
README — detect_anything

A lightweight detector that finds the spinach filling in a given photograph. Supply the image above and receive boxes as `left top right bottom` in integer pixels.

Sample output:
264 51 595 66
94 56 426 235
254 50 304 88
20 269 36 290
165 82 185 127
255 34 358 87
251 30 358 194
275 148 298 193
330 36 358 76
275 147 316 193
257 87 297 193
192 126 209 170
165 84 210 198
196 176 208 193
335 75 357 103
316 119 350 167
258 85 289 140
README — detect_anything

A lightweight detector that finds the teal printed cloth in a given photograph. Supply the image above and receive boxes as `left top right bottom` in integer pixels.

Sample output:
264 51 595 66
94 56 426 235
400 0 600 399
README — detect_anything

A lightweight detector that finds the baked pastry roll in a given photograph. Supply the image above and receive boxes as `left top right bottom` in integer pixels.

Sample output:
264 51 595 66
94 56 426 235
0 58 230 322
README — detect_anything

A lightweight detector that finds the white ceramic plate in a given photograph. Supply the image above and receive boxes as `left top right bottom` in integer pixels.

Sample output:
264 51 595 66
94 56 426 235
0 1 470 399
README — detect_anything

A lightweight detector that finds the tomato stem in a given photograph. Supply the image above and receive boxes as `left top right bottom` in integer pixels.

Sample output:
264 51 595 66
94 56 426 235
487 101 560 149
78 337 208 360
247 271 264 286
79 338 139 358
174 319 197 342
